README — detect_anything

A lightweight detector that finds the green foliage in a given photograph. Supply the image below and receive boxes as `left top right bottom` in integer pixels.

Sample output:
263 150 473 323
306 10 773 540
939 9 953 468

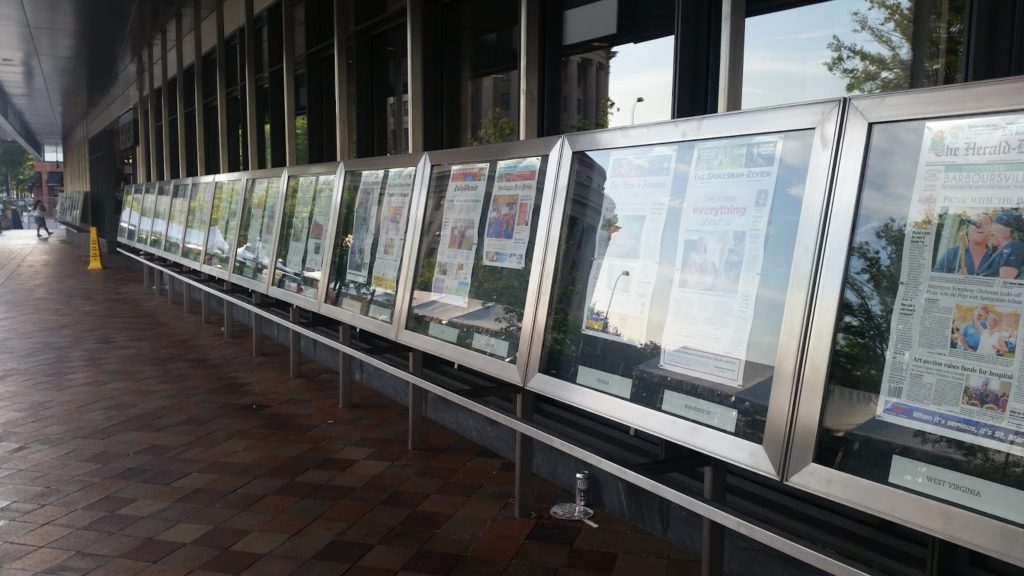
825 0 966 94
295 115 309 165
0 142 34 193
831 218 904 392
568 97 617 133
471 109 517 146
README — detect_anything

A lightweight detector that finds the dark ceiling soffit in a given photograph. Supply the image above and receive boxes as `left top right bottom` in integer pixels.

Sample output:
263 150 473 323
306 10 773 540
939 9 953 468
0 83 41 159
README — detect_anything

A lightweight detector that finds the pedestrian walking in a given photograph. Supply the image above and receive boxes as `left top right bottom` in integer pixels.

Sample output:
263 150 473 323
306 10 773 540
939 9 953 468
33 200 52 237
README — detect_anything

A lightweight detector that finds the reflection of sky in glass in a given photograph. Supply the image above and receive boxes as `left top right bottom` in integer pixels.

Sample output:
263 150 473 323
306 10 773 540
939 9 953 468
607 36 674 127
743 0 880 109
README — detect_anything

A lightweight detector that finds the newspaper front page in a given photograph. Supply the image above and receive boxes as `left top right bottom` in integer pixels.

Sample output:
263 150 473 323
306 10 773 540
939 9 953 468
878 113 1024 457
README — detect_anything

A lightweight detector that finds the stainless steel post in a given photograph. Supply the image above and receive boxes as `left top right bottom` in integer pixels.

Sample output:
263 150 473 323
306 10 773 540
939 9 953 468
702 460 726 576
339 324 353 407
252 293 263 356
289 306 301 377
515 390 535 518
223 281 233 339
408 350 424 450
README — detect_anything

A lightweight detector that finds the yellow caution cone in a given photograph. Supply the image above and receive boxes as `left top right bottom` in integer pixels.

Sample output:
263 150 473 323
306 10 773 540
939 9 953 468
88 226 104 270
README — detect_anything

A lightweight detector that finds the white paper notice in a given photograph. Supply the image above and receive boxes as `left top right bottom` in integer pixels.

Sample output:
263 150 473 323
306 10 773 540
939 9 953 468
370 167 417 293
303 175 335 275
582 147 676 343
659 135 784 388
482 157 541 269
876 113 1024 457
345 170 384 283
432 163 490 306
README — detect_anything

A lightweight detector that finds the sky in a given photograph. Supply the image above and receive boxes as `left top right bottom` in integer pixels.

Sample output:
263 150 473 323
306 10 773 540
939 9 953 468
604 0 877 124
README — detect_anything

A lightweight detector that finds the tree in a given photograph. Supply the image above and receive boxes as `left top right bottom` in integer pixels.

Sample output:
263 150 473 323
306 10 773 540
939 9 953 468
0 142 34 195
825 0 966 95
471 109 517 146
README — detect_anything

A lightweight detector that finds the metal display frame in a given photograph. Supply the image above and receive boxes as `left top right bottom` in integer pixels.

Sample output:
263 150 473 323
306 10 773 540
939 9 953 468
147 180 175 254
789 78 1024 565
127 184 147 249
317 153 426 340
200 171 249 281
526 100 843 479
117 184 136 241
267 162 343 307
156 178 195 264
179 175 218 271
135 182 160 250
394 137 565 386
228 167 288 294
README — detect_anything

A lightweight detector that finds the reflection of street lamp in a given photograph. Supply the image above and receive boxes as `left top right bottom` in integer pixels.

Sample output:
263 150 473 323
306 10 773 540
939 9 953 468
602 270 631 333
630 97 645 125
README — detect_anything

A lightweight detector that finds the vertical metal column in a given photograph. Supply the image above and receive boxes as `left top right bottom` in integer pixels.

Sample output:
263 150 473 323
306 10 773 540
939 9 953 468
176 13 187 176
184 282 192 314
223 281 233 339
147 43 158 179
406 0 423 153
194 0 207 176
216 0 229 172
282 0 297 166
136 55 149 183
408 350 424 450
702 460 726 576
518 0 540 140
717 0 744 113
514 390 535 518
289 306 301 377
161 27 172 179
333 0 350 160
244 0 258 169
201 288 210 323
339 324 353 407
252 293 263 356
167 274 175 305
142 262 150 288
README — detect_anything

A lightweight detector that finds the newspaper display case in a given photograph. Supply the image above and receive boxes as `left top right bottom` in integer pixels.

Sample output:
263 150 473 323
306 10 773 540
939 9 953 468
395 138 563 385
790 79 1024 564
230 168 286 293
158 180 193 262
127 184 147 248
117 185 140 243
135 183 159 249
180 177 216 268
527 101 842 478
319 154 424 338
147 181 174 253
267 163 339 305
201 172 246 280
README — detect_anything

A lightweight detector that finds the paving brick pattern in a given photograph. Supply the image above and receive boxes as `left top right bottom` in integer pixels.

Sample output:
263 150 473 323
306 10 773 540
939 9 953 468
0 230 701 575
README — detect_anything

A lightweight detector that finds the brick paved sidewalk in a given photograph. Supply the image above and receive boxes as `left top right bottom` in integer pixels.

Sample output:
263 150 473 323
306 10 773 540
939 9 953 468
0 235 700 575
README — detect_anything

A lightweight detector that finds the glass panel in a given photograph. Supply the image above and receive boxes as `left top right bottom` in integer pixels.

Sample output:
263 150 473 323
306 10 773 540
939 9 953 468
539 130 814 444
129 186 146 243
149 183 173 250
817 113 1024 527
205 180 244 271
272 173 332 297
118 187 136 240
182 181 214 264
234 177 282 285
136 185 158 247
324 166 417 323
742 0 967 109
406 156 547 362
163 183 191 256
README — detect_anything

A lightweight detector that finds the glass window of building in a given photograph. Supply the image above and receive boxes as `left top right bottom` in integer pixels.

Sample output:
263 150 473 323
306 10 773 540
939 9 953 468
742 0 967 109
153 89 164 181
167 77 180 178
255 4 285 169
352 22 407 157
183 65 198 177
202 51 220 173
557 0 675 133
440 0 520 147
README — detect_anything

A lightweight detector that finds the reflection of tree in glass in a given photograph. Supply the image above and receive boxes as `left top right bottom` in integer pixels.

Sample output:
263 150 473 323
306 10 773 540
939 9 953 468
831 218 904 393
826 0 966 94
